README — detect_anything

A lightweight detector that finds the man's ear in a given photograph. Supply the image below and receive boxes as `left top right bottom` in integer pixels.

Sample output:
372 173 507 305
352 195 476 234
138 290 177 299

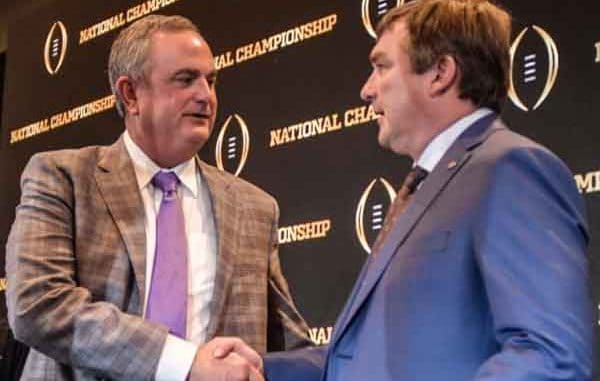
428 54 459 97
115 76 140 116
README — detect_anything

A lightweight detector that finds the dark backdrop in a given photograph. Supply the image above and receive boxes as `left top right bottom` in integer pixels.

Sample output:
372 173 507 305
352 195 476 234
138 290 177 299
0 0 598 379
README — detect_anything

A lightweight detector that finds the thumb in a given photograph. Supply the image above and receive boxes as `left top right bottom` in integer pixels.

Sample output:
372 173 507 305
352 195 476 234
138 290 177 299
212 343 232 358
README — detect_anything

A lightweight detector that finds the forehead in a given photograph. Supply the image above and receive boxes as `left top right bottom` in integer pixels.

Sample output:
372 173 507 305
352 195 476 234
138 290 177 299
147 30 215 71
370 22 408 61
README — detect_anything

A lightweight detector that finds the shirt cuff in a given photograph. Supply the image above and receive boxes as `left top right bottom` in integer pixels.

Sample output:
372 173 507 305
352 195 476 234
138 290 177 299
155 334 198 381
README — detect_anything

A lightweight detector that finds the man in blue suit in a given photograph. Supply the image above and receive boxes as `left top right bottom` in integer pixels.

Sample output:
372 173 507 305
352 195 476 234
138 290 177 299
252 0 594 380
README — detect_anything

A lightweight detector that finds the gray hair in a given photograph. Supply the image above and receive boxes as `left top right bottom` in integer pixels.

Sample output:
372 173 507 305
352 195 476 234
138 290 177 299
108 14 200 117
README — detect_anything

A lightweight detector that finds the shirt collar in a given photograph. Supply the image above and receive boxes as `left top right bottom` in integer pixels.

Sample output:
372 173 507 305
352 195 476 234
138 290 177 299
416 108 493 172
123 130 199 197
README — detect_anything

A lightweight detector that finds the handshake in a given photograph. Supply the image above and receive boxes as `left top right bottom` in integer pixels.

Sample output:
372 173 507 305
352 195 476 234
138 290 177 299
188 337 266 381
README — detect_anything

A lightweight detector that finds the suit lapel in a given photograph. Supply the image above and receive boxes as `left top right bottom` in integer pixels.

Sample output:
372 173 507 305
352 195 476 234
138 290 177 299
94 137 147 311
331 114 502 346
197 160 239 339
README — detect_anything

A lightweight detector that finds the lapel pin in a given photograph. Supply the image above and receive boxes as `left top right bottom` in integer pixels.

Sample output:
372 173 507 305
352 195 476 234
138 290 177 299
447 160 458 169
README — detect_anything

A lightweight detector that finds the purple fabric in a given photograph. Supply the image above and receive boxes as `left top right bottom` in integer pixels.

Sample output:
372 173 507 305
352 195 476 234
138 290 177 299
146 171 188 338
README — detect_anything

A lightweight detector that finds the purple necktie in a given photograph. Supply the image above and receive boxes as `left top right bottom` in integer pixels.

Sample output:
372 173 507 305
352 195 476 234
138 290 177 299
146 171 188 338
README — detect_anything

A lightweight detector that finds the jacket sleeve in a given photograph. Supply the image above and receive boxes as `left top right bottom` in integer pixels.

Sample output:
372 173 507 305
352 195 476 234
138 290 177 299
266 200 314 351
264 346 327 381
473 146 593 381
6 152 168 381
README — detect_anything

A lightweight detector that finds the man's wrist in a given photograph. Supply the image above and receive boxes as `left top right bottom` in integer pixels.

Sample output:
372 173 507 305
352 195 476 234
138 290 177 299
155 334 198 381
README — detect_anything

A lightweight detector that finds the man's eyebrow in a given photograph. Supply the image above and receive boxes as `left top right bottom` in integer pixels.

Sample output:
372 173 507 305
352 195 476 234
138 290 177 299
369 51 385 63
173 68 199 76
172 68 218 79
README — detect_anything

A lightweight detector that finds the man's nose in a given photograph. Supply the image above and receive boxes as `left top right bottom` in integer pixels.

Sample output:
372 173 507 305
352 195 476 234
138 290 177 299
360 72 375 102
194 77 213 101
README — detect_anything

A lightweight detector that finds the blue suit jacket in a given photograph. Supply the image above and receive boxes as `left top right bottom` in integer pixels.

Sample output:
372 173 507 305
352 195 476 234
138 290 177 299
265 115 593 381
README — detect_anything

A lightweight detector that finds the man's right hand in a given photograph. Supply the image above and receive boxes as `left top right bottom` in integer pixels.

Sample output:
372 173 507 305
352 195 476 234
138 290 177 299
188 337 264 381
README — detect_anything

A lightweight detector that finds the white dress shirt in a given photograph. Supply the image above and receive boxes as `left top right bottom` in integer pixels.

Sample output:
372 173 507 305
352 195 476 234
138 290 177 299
416 108 494 171
123 131 217 381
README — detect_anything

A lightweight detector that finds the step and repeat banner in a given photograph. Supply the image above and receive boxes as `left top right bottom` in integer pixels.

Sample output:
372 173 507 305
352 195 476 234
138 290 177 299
0 0 598 378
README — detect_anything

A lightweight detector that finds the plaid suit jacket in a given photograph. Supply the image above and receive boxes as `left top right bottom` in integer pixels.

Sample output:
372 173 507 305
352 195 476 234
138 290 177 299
6 137 310 381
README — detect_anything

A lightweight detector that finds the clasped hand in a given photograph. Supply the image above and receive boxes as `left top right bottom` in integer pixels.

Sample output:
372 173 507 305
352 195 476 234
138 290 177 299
188 337 264 381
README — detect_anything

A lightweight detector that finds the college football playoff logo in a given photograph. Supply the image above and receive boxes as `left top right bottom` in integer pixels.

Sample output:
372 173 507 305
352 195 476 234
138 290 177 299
362 0 404 38
215 114 250 177
508 25 559 112
355 178 396 254
44 21 68 75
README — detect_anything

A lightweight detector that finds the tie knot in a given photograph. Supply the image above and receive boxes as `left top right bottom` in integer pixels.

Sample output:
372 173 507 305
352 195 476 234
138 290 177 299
152 171 180 196
403 166 428 194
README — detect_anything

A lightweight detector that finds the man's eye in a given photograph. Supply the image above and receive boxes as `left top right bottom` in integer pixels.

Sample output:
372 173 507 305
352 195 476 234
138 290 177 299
176 76 193 85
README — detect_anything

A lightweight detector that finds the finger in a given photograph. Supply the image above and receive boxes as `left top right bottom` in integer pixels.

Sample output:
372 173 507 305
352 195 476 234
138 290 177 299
213 338 263 371
227 342 262 372
224 353 264 381
221 353 251 381
212 337 242 358
248 364 265 381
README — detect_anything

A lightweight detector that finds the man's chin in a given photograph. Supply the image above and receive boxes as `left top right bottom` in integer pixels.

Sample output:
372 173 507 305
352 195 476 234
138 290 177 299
185 124 212 143
186 134 209 151
377 131 390 150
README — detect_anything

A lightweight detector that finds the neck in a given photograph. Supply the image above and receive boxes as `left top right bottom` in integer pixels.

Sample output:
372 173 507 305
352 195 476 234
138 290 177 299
125 122 195 169
409 101 478 160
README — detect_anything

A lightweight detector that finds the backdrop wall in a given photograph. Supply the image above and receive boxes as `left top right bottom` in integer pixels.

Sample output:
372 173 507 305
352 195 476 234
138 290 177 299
0 0 598 378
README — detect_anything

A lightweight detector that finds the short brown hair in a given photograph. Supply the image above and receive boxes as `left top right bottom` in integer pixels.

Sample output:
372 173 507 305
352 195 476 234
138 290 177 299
108 15 201 117
377 0 511 112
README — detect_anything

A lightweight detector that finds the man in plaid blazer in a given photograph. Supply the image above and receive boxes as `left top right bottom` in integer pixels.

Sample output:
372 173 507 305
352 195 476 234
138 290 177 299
6 15 309 381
